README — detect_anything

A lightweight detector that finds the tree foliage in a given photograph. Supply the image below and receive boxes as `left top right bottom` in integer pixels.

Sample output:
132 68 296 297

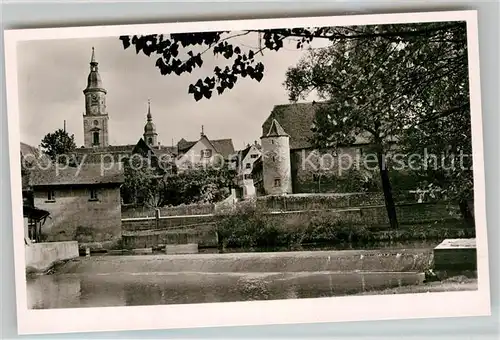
121 155 164 207
40 129 77 162
162 165 237 206
120 21 473 225
283 22 469 228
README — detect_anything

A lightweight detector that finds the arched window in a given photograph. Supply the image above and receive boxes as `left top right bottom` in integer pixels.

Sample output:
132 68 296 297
148 137 153 145
93 132 100 146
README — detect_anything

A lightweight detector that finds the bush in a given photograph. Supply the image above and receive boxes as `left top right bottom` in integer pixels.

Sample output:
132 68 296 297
302 214 372 244
215 208 374 250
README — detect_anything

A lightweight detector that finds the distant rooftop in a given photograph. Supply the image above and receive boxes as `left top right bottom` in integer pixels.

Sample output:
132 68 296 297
29 163 124 187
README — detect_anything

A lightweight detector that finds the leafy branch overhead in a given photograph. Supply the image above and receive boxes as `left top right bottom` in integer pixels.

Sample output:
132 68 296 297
119 22 464 101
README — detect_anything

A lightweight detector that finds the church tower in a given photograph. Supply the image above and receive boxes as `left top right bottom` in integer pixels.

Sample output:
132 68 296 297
143 99 158 146
83 47 109 148
261 119 292 195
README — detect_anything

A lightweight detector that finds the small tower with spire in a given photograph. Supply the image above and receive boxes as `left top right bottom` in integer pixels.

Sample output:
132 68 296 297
83 47 109 148
143 99 158 146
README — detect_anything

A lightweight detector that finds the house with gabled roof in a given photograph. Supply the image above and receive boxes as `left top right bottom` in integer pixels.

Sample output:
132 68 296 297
233 142 262 198
175 126 235 172
29 162 124 249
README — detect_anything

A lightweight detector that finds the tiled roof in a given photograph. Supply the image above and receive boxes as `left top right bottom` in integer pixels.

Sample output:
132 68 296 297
262 102 370 150
177 137 235 159
29 163 124 187
265 119 289 137
177 139 196 153
20 142 40 157
75 145 136 154
251 155 263 174
20 142 51 190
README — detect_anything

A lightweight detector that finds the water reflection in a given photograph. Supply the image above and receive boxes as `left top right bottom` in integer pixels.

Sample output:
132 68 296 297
27 271 424 309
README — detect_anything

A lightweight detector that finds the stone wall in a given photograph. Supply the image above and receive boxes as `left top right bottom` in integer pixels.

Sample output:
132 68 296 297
290 146 416 194
121 214 218 232
34 185 122 247
262 202 462 229
54 249 434 274
122 203 215 219
291 146 362 193
121 224 217 249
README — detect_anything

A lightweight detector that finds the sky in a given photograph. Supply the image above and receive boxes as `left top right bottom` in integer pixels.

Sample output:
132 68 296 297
17 33 323 151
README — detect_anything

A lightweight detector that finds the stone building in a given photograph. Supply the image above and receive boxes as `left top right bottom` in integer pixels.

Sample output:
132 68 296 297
175 127 235 172
29 163 124 249
233 142 261 198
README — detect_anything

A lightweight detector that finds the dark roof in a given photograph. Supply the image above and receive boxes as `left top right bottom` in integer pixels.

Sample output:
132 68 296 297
20 142 39 157
177 139 196 153
251 155 263 174
20 142 51 190
211 139 235 159
262 102 370 150
23 205 50 220
239 145 252 160
177 137 235 159
265 119 289 137
151 145 177 156
133 138 175 159
29 163 124 187
75 145 136 153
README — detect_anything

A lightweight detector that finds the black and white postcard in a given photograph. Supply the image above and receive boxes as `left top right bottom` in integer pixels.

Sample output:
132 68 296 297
4 10 491 335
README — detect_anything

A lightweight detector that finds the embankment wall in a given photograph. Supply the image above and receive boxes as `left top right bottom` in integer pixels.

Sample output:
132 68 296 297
25 241 79 273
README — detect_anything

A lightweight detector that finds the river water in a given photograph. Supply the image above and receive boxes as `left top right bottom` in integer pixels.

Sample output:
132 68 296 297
27 270 425 309
26 241 442 309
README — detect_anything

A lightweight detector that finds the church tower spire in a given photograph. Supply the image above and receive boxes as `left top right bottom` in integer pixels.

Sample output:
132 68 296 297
143 99 158 146
83 47 109 148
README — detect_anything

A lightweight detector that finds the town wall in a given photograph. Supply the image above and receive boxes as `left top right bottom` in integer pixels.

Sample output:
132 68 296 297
291 146 364 193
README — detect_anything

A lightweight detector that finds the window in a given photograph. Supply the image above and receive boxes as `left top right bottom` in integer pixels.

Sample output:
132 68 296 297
202 149 212 158
250 154 258 159
47 190 55 202
89 189 98 201
245 163 252 169
93 120 99 126
147 137 153 145
93 131 100 146
244 174 253 180
274 178 281 187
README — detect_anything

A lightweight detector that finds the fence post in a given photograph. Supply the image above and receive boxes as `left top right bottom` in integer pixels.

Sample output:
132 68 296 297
155 208 160 230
